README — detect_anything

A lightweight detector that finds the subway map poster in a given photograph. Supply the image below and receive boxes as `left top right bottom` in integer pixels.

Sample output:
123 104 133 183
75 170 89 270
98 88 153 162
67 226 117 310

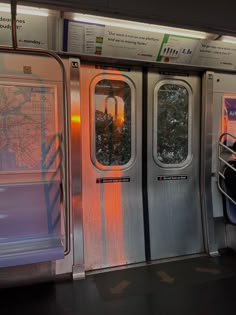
0 84 57 172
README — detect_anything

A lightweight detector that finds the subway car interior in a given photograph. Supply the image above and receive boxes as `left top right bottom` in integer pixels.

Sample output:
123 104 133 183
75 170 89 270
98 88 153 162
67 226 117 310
1 0 236 314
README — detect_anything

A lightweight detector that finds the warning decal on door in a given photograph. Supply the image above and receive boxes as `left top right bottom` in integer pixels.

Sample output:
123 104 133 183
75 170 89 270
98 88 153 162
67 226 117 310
96 177 130 184
157 175 188 181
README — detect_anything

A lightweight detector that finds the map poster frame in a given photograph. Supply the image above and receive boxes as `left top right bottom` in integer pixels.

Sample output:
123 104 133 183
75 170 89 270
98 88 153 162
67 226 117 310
0 81 59 176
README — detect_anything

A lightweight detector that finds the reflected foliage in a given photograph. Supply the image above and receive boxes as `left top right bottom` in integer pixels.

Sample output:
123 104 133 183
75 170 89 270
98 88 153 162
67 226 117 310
95 80 131 166
157 84 189 164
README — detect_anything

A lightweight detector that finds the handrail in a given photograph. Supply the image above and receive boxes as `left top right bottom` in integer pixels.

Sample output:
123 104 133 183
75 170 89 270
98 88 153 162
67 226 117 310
0 0 71 255
217 132 236 206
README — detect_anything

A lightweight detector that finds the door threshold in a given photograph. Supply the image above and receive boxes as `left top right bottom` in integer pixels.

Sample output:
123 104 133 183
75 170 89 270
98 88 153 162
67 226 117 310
86 253 207 276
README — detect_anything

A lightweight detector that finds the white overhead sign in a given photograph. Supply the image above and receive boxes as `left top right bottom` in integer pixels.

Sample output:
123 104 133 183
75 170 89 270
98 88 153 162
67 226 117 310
191 40 236 70
102 26 164 61
0 12 48 48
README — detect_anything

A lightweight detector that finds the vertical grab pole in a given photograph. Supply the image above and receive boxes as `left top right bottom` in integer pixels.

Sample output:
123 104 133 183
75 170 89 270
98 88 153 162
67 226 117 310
11 0 18 49
201 72 218 256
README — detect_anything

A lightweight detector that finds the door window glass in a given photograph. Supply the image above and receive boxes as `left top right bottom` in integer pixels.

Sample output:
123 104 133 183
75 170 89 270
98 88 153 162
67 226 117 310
154 82 192 167
93 79 132 167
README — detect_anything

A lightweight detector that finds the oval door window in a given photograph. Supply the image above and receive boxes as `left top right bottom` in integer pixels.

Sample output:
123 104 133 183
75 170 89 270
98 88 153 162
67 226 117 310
154 81 192 168
92 78 135 169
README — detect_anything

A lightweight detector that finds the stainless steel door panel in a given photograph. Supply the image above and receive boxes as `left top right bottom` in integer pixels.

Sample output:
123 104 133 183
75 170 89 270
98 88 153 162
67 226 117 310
80 65 145 270
147 72 204 260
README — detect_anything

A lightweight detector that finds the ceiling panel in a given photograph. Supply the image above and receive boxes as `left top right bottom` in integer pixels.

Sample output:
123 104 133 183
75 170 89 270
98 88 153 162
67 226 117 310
19 0 236 35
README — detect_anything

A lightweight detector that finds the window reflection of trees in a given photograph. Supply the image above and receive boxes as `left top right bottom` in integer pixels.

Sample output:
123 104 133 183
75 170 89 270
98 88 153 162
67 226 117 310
157 84 189 164
94 80 131 166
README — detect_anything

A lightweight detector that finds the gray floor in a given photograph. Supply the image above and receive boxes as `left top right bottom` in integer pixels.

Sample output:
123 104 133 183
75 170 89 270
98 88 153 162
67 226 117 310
1 251 236 315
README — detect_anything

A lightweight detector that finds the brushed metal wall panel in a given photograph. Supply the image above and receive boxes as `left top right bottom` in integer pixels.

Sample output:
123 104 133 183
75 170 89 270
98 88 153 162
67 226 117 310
210 73 236 219
207 72 236 245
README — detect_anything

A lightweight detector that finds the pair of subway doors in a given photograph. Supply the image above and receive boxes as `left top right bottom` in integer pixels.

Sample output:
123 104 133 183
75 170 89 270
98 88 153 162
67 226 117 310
79 65 203 270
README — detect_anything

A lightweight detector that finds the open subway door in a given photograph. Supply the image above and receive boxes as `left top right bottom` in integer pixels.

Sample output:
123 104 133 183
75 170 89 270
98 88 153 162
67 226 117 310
80 64 145 270
0 53 65 267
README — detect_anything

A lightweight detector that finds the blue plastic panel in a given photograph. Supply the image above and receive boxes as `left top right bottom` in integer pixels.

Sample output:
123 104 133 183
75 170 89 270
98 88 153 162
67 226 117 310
0 182 61 239
0 182 64 267
0 238 64 268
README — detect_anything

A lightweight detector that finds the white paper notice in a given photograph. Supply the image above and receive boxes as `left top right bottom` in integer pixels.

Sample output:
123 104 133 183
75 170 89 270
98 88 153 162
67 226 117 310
102 26 163 61
67 21 105 54
84 24 104 55
68 22 84 53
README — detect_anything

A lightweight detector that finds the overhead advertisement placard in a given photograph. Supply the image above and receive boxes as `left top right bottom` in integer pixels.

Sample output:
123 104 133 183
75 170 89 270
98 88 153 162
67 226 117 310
102 26 164 61
64 19 105 54
0 12 48 48
64 19 236 71
157 34 200 65
65 21 163 61
191 40 236 70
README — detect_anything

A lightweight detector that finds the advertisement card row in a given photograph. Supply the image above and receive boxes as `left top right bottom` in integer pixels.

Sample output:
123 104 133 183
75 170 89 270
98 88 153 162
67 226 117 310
64 19 236 70
1 12 236 71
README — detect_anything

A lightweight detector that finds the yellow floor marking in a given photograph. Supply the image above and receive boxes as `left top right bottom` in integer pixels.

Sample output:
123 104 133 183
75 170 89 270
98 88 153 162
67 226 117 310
195 267 221 275
110 280 131 294
157 270 175 284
